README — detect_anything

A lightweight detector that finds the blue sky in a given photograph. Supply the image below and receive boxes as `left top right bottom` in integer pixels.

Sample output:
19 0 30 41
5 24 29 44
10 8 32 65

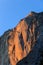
0 0 43 36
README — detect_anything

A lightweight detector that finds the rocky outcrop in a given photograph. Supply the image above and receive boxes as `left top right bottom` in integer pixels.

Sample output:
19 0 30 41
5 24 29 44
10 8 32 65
0 12 43 65
16 12 43 65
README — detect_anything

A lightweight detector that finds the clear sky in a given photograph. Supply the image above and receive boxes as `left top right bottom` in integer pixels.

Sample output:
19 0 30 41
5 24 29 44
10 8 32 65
0 0 43 36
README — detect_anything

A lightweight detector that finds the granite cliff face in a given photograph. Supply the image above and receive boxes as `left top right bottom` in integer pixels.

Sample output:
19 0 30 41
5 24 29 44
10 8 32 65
0 12 43 65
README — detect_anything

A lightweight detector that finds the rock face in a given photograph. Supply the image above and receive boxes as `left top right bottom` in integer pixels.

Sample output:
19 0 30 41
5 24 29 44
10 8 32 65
0 12 43 65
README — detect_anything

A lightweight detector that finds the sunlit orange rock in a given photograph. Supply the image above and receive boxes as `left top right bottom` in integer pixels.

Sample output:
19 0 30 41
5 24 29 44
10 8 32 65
7 13 37 65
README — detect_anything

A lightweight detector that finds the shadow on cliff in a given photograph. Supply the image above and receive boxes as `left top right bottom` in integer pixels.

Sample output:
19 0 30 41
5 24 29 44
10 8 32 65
16 35 43 65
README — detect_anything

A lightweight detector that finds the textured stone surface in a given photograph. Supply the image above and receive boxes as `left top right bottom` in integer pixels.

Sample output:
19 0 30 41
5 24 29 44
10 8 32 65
17 12 43 65
0 12 43 65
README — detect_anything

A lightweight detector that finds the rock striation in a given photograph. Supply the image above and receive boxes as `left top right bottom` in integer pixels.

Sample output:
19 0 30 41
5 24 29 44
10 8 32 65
0 12 43 65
